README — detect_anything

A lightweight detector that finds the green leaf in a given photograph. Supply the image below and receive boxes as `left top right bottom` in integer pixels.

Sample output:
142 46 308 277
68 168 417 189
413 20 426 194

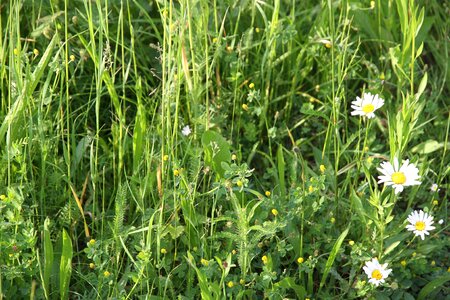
418 273 450 300
60 229 73 300
277 146 286 200
275 277 306 299
202 130 231 177
411 140 444 154
319 226 349 291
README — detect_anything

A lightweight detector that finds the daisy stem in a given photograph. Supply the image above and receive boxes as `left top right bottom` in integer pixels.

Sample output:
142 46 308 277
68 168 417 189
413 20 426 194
360 119 370 163
355 117 362 172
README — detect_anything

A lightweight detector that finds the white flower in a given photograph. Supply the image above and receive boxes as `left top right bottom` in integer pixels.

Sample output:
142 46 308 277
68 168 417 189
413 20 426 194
377 158 421 194
351 92 384 118
430 183 440 192
438 219 443 225
363 258 392 286
406 210 435 240
181 125 191 136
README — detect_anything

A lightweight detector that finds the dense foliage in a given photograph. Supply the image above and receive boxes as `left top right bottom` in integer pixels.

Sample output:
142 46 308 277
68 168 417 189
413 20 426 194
0 0 448 299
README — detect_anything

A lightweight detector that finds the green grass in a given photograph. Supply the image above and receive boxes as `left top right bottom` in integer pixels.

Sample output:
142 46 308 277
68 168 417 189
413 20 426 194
0 0 449 299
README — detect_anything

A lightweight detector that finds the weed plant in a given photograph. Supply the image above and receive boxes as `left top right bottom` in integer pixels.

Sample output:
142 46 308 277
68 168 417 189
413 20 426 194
0 0 448 299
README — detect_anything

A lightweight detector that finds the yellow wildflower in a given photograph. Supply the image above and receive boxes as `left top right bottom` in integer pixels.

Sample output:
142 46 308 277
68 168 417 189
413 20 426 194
319 165 326 173
200 258 209 266
262 255 268 264
271 209 278 216
297 257 304 264
265 191 271 197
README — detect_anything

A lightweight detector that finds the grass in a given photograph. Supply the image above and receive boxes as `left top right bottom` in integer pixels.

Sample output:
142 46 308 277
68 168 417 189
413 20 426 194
0 0 449 299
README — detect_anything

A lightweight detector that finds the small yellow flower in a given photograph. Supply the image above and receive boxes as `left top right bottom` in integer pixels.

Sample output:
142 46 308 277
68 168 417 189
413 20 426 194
309 97 315 103
348 240 355 246
239 279 245 285
305 298 310 300
271 209 278 216
364 146 369 152
88 239 96 246
161 248 167 254
70 54 75 62
431 260 436 266
231 154 237 161
330 217 336 224
13 48 19 56
370 1 375 9
0 194 6 201
163 154 169 161
212 37 218 43
265 191 271 197
319 165 326 173
308 186 314 193
447 266 450 272
379 73 385 80
262 255 268 264
232 249 237 255
104 270 111 277
324 42 332 49
173 169 180 176
315 84 320 92
33 49 39 56
226 46 233 52
297 257 304 264
432 200 438 206
249 83 255 89
400 260 406 267
255 27 260 33
242 103 249 111
89 263 95 269
200 258 209 266
227 281 234 288
236 180 243 187
412 252 417 257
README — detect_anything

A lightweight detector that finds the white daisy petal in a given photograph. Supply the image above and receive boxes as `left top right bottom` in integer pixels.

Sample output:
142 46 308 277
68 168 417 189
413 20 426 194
350 92 384 118
363 258 392 287
405 210 435 240
377 158 420 194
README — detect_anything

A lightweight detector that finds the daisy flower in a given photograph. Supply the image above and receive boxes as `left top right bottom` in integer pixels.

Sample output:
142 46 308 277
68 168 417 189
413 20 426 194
406 210 435 240
363 258 392 287
351 92 384 118
181 125 191 136
377 158 421 194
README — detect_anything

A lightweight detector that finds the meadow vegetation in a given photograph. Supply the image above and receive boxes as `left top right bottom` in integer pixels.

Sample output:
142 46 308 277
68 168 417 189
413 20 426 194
0 0 449 299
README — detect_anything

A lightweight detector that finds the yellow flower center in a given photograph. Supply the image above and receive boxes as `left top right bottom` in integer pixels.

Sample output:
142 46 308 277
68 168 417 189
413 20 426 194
362 104 375 113
391 172 406 184
371 269 383 280
415 221 426 231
